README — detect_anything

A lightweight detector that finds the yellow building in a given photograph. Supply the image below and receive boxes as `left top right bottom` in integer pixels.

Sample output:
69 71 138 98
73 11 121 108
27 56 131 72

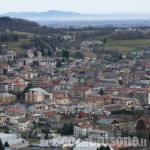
0 93 16 106
25 88 52 103
17 118 31 131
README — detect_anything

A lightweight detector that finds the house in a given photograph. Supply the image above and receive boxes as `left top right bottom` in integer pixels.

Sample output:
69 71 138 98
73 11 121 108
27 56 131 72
27 49 34 58
102 104 124 112
99 78 119 87
31 77 43 88
74 122 93 138
4 50 16 61
5 107 26 124
43 111 60 123
97 118 119 132
69 87 92 99
40 83 59 93
0 93 16 106
17 117 31 131
53 91 69 105
88 130 109 140
2 78 26 92
80 96 121 107
0 110 6 126
25 88 52 103
29 103 49 113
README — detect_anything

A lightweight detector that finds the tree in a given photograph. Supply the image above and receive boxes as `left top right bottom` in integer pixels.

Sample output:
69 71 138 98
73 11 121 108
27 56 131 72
41 129 50 139
118 79 123 85
3 68 7 75
56 60 62 68
24 83 33 93
47 48 52 56
75 52 84 59
99 88 104 95
97 145 106 150
62 50 69 60
23 61 26 65
103 38 107 44
136 119 146 131
119 54 122 60
69 123 74 135
105 146 111 150
62 123 69 135
4 141 9 148
17 92 25 100
0 139 4 150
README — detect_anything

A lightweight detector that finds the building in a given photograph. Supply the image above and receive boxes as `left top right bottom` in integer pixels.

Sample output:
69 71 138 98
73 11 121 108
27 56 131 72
25 88 52 103
74 122 93 138
0 111 6 125
29 103 49 113
69 87 92 99
53 91 69 105
1 78 26 92
17 117 31 131
80 96 121 107
0 93 16 106
97 118 119 132
43 111 60 123
5 107 26 124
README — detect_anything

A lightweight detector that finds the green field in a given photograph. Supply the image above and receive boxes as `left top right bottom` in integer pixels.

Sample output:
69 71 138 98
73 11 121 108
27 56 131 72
4 39 28 54
99 39 150 53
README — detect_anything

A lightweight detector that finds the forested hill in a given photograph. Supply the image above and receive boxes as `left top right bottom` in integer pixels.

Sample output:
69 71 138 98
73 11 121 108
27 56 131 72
0 16 57 35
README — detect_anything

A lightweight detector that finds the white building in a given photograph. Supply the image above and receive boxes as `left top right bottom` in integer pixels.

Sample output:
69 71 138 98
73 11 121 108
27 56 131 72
74 122 93 138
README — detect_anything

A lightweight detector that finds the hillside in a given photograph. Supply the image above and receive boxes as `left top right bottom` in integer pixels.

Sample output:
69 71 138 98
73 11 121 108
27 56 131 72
0 16 56 35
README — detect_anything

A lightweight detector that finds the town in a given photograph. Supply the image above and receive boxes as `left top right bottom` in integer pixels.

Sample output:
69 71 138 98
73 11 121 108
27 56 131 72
0 17 150 150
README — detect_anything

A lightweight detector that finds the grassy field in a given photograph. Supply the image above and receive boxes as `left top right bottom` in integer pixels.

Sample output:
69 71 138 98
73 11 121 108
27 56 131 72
4 38 28 54
99 39 150 53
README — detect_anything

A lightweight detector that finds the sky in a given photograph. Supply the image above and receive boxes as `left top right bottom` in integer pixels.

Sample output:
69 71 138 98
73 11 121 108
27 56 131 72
0 0 150 14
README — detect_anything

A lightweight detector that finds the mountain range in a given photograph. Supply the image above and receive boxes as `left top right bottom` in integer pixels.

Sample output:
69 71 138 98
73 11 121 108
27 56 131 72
2 10 150 21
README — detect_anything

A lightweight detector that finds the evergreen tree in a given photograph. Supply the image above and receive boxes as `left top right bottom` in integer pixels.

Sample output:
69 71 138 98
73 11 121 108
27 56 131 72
136 119 146 131
99 88 104 95
23 60 26 65
24 83 33 93
97 145 106 150
69 123 74 135
47 48 52 56
0 139 4 150
4 141 9 148
3 68 7 75
105 146 111 150
118 79 123 85
62 123 69 135
103 38 107 44
62 50 69 60
119 54 122 60
56 60 62 67
75 52 84 59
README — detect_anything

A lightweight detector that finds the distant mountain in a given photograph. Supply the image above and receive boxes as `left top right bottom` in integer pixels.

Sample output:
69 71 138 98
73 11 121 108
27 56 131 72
4 10 81 19
2 10 150 21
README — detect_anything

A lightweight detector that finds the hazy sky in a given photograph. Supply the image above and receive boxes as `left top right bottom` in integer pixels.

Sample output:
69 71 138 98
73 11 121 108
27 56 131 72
0 0 150 14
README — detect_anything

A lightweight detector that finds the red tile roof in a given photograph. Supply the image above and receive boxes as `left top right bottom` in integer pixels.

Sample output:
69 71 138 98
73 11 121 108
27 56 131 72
2 78 19 84
43 111 58 118
40 83 56 88
77 122 93 128
71 87 91 92
6 107 25 113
